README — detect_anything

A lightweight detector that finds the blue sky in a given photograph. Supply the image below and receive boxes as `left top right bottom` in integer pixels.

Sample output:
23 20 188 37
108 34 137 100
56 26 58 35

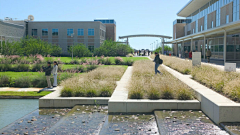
0 0 189 50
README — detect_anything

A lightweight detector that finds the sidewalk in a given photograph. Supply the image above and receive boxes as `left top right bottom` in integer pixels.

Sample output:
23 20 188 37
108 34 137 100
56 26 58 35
0 87 58 92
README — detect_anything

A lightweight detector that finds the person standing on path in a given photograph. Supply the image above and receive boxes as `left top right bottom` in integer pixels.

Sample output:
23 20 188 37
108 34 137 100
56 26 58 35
206 49 212 63
42 62 52 88
189 51 192 59
153 52 163 75
52 61 58 88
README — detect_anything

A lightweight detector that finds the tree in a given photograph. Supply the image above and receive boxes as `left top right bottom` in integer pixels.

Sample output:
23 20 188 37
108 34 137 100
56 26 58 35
94 40 134 56
51 45 62 56
154 45 172 54
68 43 90 58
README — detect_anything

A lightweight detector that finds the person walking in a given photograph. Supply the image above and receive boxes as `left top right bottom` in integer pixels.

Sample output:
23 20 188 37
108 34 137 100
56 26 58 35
206 49 212 63
189 51 192 59
52 61 58 88
153 52 163 75
42 62 52 88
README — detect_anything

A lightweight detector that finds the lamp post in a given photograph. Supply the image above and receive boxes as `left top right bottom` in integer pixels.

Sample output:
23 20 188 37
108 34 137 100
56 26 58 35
156 40 158 49
71 33 74 60
154 41 155 50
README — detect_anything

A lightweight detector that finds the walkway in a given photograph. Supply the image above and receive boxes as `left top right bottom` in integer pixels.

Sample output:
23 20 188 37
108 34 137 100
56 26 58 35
0 87 58 92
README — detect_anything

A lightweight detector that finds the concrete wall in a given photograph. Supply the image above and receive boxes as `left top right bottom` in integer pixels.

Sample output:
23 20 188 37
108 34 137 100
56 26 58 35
0 21 25 41
207 11 216 29
173 23 186 40
104 23 116 41
220 2 233 25
27 21 106 55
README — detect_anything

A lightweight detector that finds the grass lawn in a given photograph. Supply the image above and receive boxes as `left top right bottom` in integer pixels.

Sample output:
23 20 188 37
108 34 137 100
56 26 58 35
0 91 52 97
45 57 148 63
0 72 81 79
0 72 43 79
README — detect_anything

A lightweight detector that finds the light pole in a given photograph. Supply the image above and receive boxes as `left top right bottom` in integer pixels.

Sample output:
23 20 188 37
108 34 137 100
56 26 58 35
71 33 74 60
156 40 158 49
154 41 155 51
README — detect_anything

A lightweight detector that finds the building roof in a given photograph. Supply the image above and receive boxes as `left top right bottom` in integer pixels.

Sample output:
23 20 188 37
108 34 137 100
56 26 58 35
177 0 211 17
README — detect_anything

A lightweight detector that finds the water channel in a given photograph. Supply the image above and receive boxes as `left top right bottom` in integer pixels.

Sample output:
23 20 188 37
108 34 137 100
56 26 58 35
0 99 238 134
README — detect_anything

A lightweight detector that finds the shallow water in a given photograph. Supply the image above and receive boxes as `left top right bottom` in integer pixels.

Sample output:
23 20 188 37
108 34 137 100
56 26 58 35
0 105 230 135
0 99 38 129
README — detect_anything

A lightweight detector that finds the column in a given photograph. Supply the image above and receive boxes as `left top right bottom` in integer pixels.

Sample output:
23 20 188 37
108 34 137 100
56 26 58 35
224 30 227 65
204 35 206 59
191 38 193 51
127 37 128 45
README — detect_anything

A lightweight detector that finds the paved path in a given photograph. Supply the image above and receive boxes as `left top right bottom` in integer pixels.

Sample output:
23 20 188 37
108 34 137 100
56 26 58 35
0 87 58 92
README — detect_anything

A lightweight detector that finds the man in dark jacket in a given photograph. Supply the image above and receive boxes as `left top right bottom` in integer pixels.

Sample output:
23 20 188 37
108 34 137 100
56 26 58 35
153 52 163 75
42 62 52 88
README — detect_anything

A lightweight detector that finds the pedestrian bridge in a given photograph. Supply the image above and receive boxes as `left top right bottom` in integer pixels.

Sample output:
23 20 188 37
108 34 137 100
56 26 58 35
119 34 172 53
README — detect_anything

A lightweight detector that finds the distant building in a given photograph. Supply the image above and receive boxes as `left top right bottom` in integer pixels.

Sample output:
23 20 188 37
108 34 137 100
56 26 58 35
94 19 116 41
0 17 116 55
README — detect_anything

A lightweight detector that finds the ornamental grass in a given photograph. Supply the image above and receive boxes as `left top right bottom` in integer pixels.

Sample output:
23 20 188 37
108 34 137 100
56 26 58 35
128 60 193 100
192 65 240 102
60 66 126 97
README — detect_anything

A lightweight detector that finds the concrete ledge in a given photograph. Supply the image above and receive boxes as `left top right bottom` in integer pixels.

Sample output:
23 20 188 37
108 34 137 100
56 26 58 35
0 96 41 99
160 62 240 124
108 99 200 113
39 86 109 108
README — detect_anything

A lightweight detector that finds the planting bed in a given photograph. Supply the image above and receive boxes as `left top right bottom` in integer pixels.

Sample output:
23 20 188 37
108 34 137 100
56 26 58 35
60 66 126 97
155 54 240 102
128 60 194 100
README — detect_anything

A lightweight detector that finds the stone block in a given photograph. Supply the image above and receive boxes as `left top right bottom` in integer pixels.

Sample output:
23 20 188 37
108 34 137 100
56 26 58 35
224 63 236 72
192 52 201 66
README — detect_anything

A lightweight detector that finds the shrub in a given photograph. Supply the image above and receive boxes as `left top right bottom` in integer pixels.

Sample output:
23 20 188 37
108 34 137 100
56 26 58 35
103 57 111 65
99 83 115 97
124 59 134 66
114 57 123 65
14 64 30 72
0 75 10 87
129 90 144 99
61 87 73 97
32 64 43 72
31 74 49 88
86 89 97 97
0 64 13 71
14 77 32 88
86 65 98 72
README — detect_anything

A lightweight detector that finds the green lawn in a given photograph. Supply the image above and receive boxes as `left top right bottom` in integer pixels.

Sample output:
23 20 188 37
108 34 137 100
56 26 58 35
0 65 127 79
45 57 148 63
0 72 81 79
0 72 43 79
0 91 52 97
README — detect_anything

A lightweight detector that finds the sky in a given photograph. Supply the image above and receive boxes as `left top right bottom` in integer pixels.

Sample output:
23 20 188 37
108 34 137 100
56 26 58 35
0 0 189 50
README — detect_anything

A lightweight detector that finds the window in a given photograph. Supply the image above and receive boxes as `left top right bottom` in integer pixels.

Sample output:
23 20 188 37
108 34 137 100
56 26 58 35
67 29 74 36
192 29 195 34
201 25 203 31
88 46 94 52
32 29 37 36
78 29 84 36
88 29 94 36
226 15 229 23
42 29 48 36
212 21 214 28
52 29 58 36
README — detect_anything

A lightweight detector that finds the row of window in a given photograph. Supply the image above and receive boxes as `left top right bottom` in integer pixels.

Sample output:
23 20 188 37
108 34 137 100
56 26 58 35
32 28 95 36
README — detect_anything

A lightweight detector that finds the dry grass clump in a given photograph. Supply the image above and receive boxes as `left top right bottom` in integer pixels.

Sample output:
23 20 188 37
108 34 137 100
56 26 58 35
60 66 125 97
128 60 193 100
150 54 191 74
192 65 240 102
